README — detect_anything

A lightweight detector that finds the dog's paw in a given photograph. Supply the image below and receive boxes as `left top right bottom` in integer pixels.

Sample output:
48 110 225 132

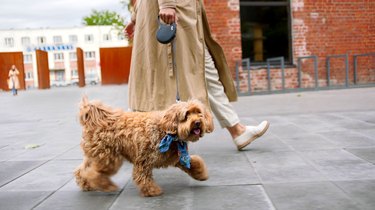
74 168 95 191
101 183 119 192
140 184 163 197
190 155 208 181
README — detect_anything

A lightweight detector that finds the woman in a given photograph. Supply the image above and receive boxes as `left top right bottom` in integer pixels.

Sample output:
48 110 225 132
8 65 20 96
125 0 269 150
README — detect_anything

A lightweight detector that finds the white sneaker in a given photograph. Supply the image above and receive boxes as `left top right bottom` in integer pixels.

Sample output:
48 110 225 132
233 121 270 150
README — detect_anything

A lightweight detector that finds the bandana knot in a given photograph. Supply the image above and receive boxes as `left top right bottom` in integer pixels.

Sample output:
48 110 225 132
159 134 190 169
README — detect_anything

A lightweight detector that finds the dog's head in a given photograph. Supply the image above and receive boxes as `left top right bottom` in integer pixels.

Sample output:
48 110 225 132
159 99 214 142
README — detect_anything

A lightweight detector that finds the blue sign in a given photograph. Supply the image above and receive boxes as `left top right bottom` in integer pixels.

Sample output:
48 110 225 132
26 44 75 52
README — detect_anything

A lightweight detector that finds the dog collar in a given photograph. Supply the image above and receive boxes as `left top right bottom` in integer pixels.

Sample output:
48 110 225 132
159 134 191 169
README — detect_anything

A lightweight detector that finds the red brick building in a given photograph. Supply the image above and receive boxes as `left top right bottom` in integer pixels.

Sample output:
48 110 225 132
205 0 375 93
129 0 374 93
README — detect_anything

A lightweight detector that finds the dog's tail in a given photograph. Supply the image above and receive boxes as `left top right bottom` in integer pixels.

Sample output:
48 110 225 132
79 95 121 128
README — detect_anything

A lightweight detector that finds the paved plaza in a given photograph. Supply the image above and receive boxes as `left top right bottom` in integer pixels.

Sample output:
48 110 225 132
0 85 375 210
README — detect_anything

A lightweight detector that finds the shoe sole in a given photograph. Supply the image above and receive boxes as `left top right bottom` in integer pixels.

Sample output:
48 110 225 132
237 121 270 151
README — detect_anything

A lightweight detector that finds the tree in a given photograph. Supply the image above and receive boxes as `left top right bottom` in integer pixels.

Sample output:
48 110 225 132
119 0 132 11
82 9 125 28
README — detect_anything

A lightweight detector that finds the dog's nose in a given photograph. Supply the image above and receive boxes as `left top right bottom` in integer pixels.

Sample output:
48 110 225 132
194 121 201 127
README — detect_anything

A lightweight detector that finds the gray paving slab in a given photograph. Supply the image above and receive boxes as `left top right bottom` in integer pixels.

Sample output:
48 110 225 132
0 191 52 210
334 180 375 210
263 182 362 210
345 147 375 163
245 151 327 183
113 185 275 210
0 85 375 210
315 130 375 147
0 160 80 191
34 191 120 210
279 133 338 151
299 149 375 181
190 153 261 186
0 161 45 187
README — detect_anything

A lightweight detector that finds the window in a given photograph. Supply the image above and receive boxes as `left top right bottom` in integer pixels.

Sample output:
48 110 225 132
84 34 94 43
103 34 111 41
54 53 64 61
71 69 78 77
24 54 33 63
37 36 46 45
53 36 63 44
21 37 30 46
84 51 95 60
69 35 78 43
26 71 33 79
240 0 291 64
69 52 77 61
4 37 14 47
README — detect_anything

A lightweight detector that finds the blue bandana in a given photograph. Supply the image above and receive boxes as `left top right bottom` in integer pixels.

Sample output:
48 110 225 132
159 134 191 169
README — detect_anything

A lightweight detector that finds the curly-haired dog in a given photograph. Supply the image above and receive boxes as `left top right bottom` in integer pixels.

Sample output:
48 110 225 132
74 97 214 197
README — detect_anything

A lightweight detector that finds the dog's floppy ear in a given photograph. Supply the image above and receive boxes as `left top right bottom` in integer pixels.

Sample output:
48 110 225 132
160 103 181 134
201 103 214 133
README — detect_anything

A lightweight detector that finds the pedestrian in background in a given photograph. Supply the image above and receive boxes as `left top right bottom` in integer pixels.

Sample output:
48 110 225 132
8 65 20 96
125 0 269 150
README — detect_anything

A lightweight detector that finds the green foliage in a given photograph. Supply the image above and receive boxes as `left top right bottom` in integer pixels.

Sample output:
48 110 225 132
119 0 131 10
82 9 125 27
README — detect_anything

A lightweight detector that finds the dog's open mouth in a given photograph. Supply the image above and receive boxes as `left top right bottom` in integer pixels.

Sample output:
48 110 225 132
191 128 201 136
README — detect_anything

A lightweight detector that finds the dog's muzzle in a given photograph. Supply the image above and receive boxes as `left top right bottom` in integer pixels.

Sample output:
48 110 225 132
191 121 202 136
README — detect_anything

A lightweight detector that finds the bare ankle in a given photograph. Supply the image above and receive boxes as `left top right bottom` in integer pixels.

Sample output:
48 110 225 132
227 123 246 139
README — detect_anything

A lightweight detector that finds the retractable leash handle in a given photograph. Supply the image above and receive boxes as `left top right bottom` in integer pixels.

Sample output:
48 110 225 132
156 16 177 44
156 17 180 103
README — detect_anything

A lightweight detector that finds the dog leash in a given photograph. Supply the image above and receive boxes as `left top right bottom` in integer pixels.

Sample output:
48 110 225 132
156 16 180 103
171 39 180 102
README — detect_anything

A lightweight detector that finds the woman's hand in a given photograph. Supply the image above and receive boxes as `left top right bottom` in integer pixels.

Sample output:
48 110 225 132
159 8 177 24
125 21 135 40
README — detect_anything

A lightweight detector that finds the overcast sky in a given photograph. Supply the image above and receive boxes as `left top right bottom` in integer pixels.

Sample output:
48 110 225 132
0 0 131 30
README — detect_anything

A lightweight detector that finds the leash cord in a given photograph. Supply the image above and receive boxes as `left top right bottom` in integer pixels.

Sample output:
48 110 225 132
171 39 180 102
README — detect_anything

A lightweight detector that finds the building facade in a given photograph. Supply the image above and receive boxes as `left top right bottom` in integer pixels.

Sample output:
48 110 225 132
205 0 375 93
0 26 128 89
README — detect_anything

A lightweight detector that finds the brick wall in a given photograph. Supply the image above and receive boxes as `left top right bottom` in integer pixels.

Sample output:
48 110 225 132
292 0 375 87
204 0 242 76
205 0 375 92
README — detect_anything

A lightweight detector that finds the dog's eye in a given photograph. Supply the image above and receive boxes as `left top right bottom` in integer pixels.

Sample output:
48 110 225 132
184 111 190 121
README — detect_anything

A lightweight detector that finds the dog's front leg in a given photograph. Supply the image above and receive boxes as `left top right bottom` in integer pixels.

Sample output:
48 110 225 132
175 155 208 181
132 164 162 197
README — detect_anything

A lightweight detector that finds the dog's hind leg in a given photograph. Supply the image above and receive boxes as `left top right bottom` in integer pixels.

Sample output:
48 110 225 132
87 157 123 192
132 164 163 197
176 155 208 181
74 158 95 191
75 157 123 192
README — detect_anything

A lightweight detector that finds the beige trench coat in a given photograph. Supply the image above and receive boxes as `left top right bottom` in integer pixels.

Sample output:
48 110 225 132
8 69 20 89
128 0 237 111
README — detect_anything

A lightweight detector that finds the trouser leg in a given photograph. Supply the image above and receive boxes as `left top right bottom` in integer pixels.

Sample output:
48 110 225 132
204 47 240 128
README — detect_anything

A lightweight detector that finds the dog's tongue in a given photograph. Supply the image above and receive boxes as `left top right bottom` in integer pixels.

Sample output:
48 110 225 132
193 128 201 135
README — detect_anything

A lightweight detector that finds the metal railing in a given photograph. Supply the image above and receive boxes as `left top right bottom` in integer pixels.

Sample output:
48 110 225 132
234 52 375 96
326 54 349 87
353 53 375 85
266 57 285 92
235 58 251 94
298 55 318 89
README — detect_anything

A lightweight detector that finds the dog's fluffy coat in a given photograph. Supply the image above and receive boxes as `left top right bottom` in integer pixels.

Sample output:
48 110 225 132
74 97 214 197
